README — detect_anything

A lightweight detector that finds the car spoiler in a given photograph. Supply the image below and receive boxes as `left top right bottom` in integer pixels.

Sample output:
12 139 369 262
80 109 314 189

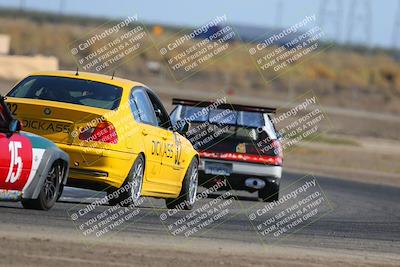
172 98 276 114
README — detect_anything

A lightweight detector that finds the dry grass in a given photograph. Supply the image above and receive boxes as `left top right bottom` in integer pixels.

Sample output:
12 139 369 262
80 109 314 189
1 12 400 113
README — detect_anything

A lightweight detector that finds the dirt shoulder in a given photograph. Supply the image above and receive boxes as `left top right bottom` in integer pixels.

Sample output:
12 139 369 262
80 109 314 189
284 136 400 187
0 225 398 267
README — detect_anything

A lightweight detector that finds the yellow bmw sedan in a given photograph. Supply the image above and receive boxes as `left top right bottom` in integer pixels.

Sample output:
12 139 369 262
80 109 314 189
5 71 199 209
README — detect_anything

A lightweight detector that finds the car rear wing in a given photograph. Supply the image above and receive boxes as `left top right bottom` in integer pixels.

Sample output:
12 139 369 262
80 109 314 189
172 98 276 114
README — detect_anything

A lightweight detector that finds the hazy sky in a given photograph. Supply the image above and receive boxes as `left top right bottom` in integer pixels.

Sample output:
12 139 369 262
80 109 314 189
0 0 397 48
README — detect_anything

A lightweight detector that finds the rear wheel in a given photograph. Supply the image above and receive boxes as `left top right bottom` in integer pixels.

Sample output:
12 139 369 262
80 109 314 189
22 161 63 210
108 154 144 206
165 158 198 210
258 182 279 202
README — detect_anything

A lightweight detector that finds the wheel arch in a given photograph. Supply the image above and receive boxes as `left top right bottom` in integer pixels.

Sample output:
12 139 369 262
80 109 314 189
119 152 145 188
179 154 199 185
22 147 69 200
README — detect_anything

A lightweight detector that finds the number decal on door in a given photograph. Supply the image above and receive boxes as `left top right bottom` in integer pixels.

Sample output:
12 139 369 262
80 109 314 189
173 134 182 166
6 103 17 115
5 141 23 183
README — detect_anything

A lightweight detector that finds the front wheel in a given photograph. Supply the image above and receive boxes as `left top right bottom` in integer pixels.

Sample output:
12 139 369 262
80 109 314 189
166 158 199 210
108 154 144 206
22 161 63 210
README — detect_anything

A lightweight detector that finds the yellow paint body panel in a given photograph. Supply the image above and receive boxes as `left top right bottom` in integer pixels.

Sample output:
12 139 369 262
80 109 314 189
6 71 198 199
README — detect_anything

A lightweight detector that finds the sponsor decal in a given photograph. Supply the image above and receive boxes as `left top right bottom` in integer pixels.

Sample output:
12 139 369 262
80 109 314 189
5 103 17 115
22 119 70 133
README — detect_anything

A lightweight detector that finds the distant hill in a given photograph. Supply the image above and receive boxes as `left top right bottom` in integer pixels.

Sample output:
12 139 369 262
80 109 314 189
0 7 399 114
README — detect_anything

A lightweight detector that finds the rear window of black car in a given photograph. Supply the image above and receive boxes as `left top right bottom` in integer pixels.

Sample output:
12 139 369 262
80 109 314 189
8 76 122 110
182 106 265 128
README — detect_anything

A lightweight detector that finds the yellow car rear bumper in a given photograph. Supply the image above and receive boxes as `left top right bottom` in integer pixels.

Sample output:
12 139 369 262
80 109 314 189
57 143 136 189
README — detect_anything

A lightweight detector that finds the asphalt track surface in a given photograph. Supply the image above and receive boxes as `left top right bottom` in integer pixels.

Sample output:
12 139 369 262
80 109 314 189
0 171 399 255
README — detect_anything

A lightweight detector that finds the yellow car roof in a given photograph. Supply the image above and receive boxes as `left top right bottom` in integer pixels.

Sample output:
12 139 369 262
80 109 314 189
29 70 146 89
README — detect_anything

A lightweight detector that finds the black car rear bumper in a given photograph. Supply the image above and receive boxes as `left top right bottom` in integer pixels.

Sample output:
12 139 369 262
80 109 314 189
198 158 282 192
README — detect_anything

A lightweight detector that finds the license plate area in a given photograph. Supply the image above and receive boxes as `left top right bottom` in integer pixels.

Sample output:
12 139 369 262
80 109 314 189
204 162 232 176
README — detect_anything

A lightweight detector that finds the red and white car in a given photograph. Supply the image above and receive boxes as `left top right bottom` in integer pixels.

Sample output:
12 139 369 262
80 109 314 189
0 96 69 210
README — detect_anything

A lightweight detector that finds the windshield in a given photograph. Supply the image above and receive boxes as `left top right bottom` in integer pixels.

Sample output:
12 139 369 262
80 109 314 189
182 106 265 128
8 76 122 110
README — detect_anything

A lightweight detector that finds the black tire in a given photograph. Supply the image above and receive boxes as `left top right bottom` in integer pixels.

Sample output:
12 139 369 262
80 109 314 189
258 182 280 202
165 158 198 210
56 184 64 201
108 154 144 207
22 161 63 210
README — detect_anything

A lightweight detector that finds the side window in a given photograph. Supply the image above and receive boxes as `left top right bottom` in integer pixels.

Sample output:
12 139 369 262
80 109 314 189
130 87 157 126
169 105 180 127
129 93 141 122
146 90 172 130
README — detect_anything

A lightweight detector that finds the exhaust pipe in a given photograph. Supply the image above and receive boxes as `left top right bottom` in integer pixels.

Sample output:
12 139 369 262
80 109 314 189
245 178 266 189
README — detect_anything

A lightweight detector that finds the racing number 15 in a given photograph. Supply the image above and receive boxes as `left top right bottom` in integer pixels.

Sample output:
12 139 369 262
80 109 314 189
6 141 23 183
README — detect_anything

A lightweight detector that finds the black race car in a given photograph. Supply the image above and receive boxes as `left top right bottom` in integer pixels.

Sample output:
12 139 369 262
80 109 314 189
170 98 282 202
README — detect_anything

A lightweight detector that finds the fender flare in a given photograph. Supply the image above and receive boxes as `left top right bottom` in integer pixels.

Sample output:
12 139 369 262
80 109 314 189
22 147 69 200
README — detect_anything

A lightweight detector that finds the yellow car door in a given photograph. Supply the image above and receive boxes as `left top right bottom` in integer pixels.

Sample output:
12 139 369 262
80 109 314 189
160 130 184 187
140 123 164 182
130 88 163 184
146 89 185 192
